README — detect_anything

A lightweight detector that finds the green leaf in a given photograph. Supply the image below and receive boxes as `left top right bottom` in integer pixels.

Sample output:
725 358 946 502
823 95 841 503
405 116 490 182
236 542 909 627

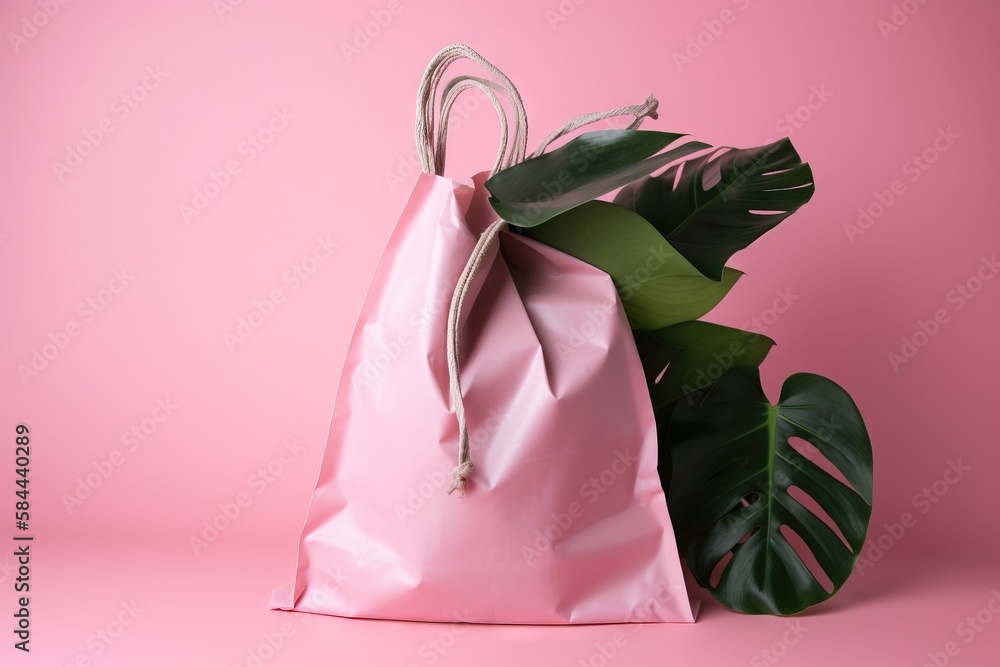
667 367 873 615
634 321 775 410
524 201 741 330
485 130 710 227
614 138 815 280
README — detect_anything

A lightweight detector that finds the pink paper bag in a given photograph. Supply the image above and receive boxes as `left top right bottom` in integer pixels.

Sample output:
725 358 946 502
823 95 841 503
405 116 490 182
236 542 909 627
271 45 695 624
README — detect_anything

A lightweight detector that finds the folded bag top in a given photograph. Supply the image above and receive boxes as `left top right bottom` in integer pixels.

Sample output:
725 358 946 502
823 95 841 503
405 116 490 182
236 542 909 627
270 43 695 624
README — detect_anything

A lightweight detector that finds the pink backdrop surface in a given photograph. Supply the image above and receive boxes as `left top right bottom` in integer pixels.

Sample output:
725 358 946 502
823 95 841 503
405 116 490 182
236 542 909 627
1 0 997 665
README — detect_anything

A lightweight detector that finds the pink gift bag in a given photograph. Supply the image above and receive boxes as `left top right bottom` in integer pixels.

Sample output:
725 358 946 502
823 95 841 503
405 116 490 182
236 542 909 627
270 45 695 624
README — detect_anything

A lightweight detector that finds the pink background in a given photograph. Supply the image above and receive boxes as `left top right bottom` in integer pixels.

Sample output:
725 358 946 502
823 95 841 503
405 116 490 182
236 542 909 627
1 0 997 665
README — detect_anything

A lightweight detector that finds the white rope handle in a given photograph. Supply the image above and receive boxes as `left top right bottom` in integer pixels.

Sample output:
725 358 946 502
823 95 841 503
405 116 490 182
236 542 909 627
445 218 507 494
415 44 529 176
436 77 511 177
529 94 659 158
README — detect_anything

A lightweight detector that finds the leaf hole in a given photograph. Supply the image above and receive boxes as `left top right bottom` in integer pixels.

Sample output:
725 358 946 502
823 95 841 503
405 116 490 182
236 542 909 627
788 437 856 494
654 362 669 384
736 526 759 545
702 150 728 190
748 210 787 215
671 161 685 191
709 550 733 587
787 485 852 551
765 182 813 191
779 524 834 594
706 147 731 162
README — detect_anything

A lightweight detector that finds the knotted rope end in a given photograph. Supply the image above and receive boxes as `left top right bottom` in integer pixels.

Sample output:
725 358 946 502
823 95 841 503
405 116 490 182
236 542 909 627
447 461 474 496
643 94 659 121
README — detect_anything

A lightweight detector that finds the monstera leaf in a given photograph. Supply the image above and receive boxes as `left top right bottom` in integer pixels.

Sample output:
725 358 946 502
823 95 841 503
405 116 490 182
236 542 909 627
486 130 709 227
614 138 815 280
667 366 873 615
524 201 741 330
634 321 775 410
